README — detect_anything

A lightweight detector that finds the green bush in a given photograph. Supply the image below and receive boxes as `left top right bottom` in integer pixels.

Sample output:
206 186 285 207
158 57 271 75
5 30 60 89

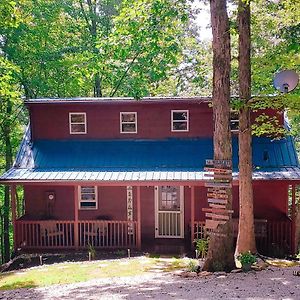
87 243 96 260
187 260 198 272
237 251 256 266
194 238 209 259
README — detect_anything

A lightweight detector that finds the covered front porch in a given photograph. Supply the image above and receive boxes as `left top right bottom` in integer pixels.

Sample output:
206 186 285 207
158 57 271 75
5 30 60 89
9 181 299 255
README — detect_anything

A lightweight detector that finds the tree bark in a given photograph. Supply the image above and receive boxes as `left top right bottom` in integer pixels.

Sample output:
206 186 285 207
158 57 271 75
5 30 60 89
235 0 257 256
3 99 13 262
203 0 235 272
94 73 102 97
80 0 102 97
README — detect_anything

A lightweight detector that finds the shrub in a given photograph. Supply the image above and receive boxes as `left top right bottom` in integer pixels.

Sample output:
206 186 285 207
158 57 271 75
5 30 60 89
87 243 96 260
187 260 198 272
237 251 256 266
194 238 209 259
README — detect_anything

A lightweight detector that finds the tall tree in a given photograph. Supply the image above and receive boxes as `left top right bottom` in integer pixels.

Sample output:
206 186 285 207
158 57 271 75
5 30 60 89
77 0 121 97
203 0 235 272
0 0 25 262
3 0 191 99
235 0 256 257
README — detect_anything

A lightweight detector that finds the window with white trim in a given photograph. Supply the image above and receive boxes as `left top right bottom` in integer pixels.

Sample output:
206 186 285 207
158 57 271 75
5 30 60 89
230 110 239 133
120 112 137 133
79 186 97 210
69 112 87 134
171 110 189 132
159 186 180 211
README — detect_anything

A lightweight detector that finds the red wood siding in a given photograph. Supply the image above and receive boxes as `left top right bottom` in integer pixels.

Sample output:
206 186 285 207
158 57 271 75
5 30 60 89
24 186 74 219
24 186 130 221
194 186 208 221
24 182 289 242
253 181 288 220
232 182 288 220
29 102 213 140
78 186 128 221
140 187 155 240
29 102 284 141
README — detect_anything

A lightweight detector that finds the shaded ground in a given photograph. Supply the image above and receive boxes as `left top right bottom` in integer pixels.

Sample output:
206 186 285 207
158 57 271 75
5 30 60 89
5 250 144 272
1 260 300 299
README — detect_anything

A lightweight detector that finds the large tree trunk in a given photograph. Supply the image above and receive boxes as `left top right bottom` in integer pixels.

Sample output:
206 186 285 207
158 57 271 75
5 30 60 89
3 99 13 262
203 0 234 272
235 0 257 256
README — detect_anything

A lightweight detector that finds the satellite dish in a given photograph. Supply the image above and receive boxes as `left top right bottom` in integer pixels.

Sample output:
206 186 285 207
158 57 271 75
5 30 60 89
273 70 299 93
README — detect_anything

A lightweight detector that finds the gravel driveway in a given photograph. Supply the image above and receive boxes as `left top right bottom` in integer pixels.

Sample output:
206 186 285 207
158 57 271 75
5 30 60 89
1 266 300 299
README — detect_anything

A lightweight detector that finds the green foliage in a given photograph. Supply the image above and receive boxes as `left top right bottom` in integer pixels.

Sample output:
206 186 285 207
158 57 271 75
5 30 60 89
114 249 126 257
106 0 190 98
87 243 96 259
251 114 286 138
194 238 209 259
0 0 299 263
237 251 256 266
2 0 192 99
0 0 21 27
187 259 198 272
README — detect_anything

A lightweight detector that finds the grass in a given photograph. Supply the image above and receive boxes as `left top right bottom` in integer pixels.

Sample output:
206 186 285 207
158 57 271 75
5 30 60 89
0 256 195 290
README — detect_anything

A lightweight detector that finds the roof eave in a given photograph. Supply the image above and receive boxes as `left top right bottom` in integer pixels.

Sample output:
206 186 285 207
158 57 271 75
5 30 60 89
24 96 212 105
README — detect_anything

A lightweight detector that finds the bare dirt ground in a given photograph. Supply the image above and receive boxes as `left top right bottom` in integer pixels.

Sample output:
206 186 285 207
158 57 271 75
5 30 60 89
1 264 300 300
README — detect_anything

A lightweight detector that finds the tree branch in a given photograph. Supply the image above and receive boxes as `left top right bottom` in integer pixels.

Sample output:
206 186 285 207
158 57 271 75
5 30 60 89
109 49 142 97
78 0 93 34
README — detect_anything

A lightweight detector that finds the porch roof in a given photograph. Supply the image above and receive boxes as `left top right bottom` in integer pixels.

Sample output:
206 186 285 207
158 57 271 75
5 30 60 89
2 167 300 182
1 129 299 182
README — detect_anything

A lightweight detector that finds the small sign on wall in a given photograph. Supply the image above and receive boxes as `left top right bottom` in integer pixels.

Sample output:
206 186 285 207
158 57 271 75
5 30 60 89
127 186 134 235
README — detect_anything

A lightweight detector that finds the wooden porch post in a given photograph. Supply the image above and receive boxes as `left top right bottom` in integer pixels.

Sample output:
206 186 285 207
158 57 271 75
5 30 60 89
291 184 296 254
191 186 195 248
11 184 17 251
74 185 79 249
136 186 142 250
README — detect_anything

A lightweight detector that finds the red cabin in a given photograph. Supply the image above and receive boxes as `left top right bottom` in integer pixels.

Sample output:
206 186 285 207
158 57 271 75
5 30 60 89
1 97 299 255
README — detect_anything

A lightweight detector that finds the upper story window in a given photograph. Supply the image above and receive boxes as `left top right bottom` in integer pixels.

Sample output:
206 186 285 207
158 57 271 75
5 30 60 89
171 110 189 132
120 112 137 133
230 110 239 133
79 186 97 210
69 112 87 134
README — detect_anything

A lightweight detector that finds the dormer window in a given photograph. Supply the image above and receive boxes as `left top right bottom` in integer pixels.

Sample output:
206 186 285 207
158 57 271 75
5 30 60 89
120 112 137 133
69 112 87 134
171 110 189 132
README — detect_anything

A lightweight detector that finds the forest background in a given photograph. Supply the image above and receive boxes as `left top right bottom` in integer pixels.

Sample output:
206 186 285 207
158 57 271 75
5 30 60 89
0 0 299 262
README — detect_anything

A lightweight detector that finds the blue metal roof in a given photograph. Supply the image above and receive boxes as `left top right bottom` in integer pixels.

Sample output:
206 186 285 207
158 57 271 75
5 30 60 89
31 138 213 170
1 130 299 182
29 136 299 170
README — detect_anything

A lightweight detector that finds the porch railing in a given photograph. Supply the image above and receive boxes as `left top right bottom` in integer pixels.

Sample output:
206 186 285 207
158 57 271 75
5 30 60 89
78 220 137 248
15 220 137 250
16 220 74 249
267 220 291 253
192 219 292 254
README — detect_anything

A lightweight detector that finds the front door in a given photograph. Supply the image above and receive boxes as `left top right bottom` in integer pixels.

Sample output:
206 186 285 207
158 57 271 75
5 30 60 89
155 186 184 238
